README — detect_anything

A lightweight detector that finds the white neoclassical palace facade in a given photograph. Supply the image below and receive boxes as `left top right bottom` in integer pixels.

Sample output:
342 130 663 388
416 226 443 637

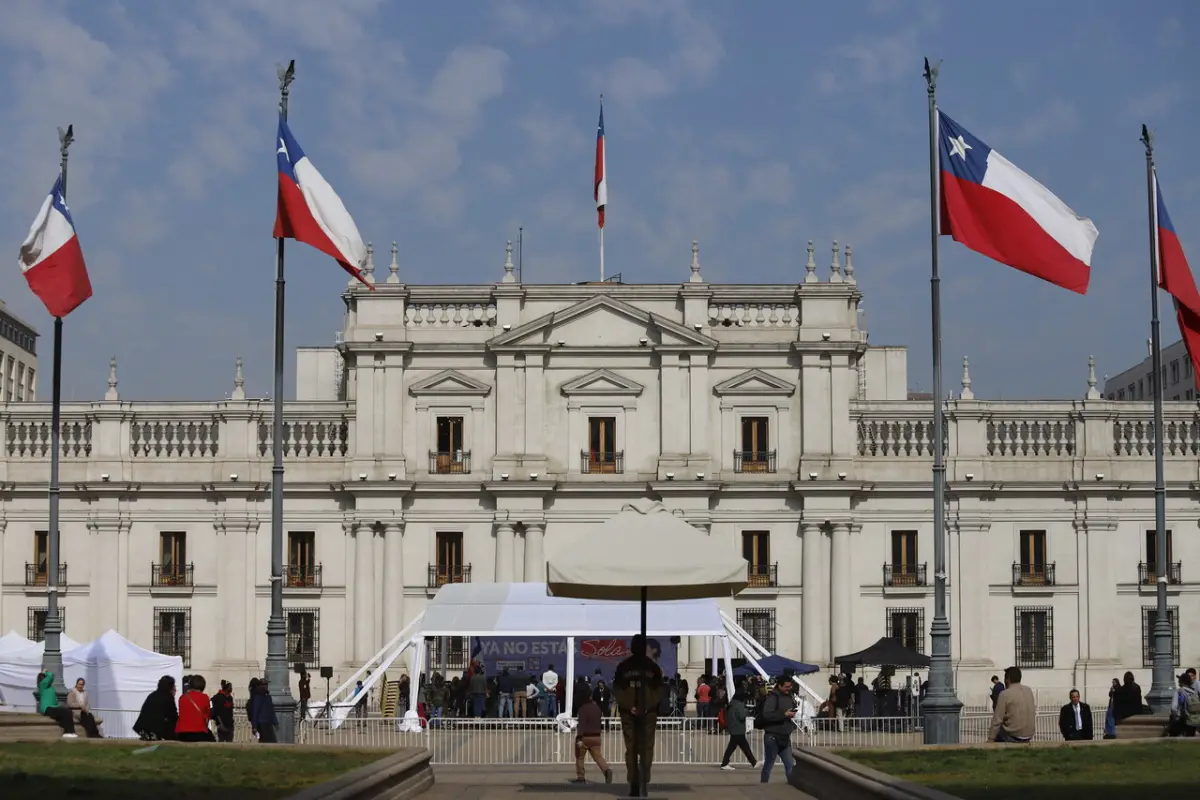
1 240 1197 706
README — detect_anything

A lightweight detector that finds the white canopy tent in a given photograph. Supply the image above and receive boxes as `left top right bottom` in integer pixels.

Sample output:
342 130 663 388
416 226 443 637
0 630 84 711
326 582 821 731
62 630 183 738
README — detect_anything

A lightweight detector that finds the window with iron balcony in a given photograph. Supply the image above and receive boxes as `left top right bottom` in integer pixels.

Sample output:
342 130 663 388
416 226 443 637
884 531 925 586
1013 530 1055 586
741 531 777 587
287 531 322 588
734 417 775 473
430 531 470 587
26 530 68 587
1140 529 1180 584
431 416 470 474
153 532 193 587
584 417 622 473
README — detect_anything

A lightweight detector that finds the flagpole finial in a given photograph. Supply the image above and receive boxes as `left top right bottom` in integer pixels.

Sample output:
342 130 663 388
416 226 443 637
57 125 74 159
804 240 817 283
923 57 941 94
689 240 703 282
105 356 119 402
1141 124 1154 157
1086 355 1101 400
502 240 516 283
959 356 973 400
387 241 400 284
232 356 246 401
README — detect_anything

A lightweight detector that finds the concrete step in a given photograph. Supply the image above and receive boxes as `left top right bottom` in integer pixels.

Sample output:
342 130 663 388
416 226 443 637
1114 713 1169 739
0 712 67 742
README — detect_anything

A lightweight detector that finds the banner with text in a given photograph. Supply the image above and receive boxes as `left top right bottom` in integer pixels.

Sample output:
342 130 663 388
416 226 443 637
468 636 676 683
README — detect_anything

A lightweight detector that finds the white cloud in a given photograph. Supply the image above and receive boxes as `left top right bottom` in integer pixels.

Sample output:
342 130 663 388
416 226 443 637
1123 85 1184 121
490 0 562 43
1002 100 1081 145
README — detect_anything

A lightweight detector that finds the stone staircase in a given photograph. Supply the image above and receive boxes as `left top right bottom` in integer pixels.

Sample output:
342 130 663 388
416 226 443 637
1114 713 1169 739
0 712 66 743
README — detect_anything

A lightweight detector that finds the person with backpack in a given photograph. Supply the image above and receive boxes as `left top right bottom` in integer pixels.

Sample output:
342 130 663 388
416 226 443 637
1169 672 1199 737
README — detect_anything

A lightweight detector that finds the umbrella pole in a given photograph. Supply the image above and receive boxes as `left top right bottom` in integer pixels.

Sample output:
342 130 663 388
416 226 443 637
638 586 648 797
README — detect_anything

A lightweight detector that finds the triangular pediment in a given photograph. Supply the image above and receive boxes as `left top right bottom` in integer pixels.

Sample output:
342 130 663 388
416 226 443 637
713 368 796 397
488 294 718 350
560 369 645 397
408 369 492 397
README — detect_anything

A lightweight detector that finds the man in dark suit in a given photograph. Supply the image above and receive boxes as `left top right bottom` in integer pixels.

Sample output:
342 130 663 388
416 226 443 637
1059 689 1093 740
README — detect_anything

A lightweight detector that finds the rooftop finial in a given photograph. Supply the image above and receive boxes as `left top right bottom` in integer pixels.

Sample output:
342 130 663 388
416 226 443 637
232 356 246 400
830 239 842 283
502 240 515 283
1086 355 1101 400
387 241 400 284
960 356 974 400
843 243 855 284
105 356 119 401
689 240 702 282
804 240 817 283
362 242 375 284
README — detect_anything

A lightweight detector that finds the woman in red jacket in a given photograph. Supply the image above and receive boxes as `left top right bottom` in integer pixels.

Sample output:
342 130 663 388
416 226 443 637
177 674 216 742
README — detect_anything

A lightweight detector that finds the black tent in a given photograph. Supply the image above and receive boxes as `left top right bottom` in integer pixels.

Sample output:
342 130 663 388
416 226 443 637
834 637 931 669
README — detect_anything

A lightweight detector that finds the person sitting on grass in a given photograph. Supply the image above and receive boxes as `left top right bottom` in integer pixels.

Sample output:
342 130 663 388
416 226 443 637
36 671 77 738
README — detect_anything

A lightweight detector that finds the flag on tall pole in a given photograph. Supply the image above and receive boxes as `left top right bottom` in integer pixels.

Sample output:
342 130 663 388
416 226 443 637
18 173 92 318
273 115 370 287
937 110 1098 294
595 96 607 281
1153 170 1200 385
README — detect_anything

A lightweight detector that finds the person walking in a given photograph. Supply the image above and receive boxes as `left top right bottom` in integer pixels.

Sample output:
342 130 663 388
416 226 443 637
249 678 279 742
298 669 312 723
718 689 757 771
572 694 613 784
757 676 797 783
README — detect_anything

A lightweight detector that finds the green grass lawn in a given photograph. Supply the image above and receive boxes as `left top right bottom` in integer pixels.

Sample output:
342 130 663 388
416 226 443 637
0 741 391 799
840 742 1200 800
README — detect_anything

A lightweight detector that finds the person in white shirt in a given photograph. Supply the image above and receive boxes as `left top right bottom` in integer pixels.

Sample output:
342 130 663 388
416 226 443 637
526 678 541 718
542 665 560 717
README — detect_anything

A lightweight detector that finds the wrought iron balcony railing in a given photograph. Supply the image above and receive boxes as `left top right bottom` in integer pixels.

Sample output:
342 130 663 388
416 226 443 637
581 450 624 474
883 563 928 587
1138 561 1181 585
428 563 471 588
429 450 471 474
25 563 67 587
746 562 778 588
286 563 323 588
1012 562 1056 587
733 450 776 473
151 563 194 587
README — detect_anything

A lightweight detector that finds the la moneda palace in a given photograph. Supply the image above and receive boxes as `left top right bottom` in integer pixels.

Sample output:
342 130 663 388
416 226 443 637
1 240 1196 706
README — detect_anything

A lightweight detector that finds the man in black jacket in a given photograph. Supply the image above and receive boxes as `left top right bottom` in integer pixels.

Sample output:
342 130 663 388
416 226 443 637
757 676 797 783
1059 689 1093 740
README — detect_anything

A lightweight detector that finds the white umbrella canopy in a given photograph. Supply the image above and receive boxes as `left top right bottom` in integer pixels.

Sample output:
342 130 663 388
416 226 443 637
546 499 748 601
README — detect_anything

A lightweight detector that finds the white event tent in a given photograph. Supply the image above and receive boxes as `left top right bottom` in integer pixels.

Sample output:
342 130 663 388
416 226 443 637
63 630 184 738
0 630 83 711
324 582 820 731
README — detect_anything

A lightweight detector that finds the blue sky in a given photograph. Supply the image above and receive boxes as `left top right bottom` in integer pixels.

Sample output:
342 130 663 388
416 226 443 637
0 0 1195 401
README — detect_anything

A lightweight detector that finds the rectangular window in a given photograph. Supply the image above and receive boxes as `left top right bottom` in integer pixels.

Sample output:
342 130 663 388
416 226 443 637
34 530 49 580
1014 607 1053 669
287 531 318 587
1018 530 1047 582
435 531 465 585
160 532 186 573
1144 529 1176 584
1141 606 1180 668
886 607 925 655
889 530 920 585
740 416 769 457
737 608 776 652
427 636 470 672
154 607 191 668
7 355 16 400
1188 390 1195 401
433 416 467 473
27 607 66 642
1117 389 1124 400
584 416 620 473
25 368 34 401
1171 360 1180 384
15 363 24 402
742 531 773 587
286 608 320 670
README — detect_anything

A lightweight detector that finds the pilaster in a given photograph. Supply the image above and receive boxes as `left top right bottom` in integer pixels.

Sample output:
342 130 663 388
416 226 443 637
1073 515 1119 668
829 520 853 660
828 353 854 472
382 352 407 476
801 521 826 664
352 519 375 662
495 519 516 583
799 352 832 469
523 352 546 461
210 515 259 670
383 521 405 648
659 352 687 460
86 515 131 637
687 353 711 470
952 517 993 668
523 520 545 584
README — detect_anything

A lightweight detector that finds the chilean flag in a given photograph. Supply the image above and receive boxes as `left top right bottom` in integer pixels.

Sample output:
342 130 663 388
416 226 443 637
17 174 93 318
1155 173 1200 382
273 116 370 287
938 110 1098 295
594 102 607 229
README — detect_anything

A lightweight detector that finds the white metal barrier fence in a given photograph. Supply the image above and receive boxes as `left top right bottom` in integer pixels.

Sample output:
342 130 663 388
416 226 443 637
78 708 1106 763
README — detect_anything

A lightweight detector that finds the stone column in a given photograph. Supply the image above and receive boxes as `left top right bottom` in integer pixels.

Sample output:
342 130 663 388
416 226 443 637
495 354 517 457
829 521 853 660
242 519 259 663
213 518 241 661
495 520 515 583
801 522 825 664
688 354 709 457
353 521 376 662
523 521 545 584
383 522 405 644
660 353 686 456
524 352 545 456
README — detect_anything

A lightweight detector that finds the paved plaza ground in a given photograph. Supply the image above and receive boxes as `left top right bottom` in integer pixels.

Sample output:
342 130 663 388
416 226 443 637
422 765 811 799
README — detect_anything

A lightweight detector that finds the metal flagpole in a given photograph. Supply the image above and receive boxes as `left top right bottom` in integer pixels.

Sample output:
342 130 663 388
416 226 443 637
266 59 299 742
921 57 962 745
1140 125 1174 712
41 123 74 702
599 227 605 282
